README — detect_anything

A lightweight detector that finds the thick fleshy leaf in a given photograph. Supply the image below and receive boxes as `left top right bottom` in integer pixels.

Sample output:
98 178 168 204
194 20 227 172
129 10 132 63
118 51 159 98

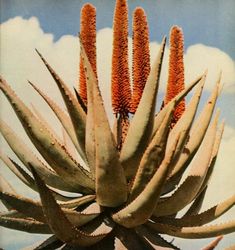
31 167 112 247
31 104 80 166
0 176 17 196
80 215 114 236
114 226 149 250
80 39 127 207
152 72 204 137
0 210 25 218
154 111 219 216
0 192 45 222
135 225 180 250
0 120 79 193
83 48 96 176
0 175 17 209
202 236 223 250
31 103 63 145
35 50 87 159
0 191 100 227
154 194 235 227
58 195 95 209
0 78 94 191
198 121 225 194
163 75 221 194
130 104 174 200
146 220 235 239
74 87 87 114
120 37 166 180
0 215 51 234
81 202 102 215
1 156 74 202
183 186 208 217
164 73 206 163
29 81 86 162
0 153 36 191
62 127 78 163
112 135 179 228
113 113 130 150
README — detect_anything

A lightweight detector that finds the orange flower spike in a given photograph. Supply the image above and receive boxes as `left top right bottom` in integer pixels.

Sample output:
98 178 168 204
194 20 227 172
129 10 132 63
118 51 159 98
79 3 97 105
165 26 185 125
131 7 150 114
111 0 131 115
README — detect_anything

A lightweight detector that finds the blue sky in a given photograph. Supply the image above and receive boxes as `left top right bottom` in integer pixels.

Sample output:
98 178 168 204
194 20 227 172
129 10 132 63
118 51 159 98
1 0 235 59
0 0 235 249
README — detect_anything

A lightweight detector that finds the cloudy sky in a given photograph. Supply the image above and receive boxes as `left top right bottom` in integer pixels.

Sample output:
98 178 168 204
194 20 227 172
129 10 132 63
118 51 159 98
0 0 235 249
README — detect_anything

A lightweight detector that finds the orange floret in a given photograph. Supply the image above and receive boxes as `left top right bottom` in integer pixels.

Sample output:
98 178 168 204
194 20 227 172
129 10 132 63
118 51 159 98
111 0 131 115
79 3 97 105
131 7 150 113
165 26 185 126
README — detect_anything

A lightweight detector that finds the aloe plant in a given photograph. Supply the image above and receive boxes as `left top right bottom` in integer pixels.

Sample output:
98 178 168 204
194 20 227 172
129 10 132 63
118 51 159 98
0 0 234 249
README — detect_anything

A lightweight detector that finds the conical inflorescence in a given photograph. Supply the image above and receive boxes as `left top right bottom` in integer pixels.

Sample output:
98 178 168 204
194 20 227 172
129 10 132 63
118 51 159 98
0 0 234 249
131 7 150 114
164 25 185 127
79 3 97 106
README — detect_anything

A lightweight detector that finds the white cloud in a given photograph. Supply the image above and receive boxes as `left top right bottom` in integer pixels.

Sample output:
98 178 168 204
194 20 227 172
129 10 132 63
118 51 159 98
0 16 235 249
184 44 235 93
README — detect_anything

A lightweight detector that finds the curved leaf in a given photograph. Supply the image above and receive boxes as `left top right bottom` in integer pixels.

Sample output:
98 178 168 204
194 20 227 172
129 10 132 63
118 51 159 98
130 104 174 200
146 220 235 239
114 226 148 250
163 75 221 194
112 135 179 228
183 186 208 217
28 80 86 163
201 236 223 250
0 120 79 193
31 167 112 247
0 175 17 209
154 194 235 227
152 72 205 137
0 215 51 234
0 152 37 191
135 225 180 250
35 50 87 160
80 39 127 207
154 111 219 216
0 191 100 227
0 77 94 191
197 121 225 195
58 195 95 209
120 37 166 180
164 73 206 163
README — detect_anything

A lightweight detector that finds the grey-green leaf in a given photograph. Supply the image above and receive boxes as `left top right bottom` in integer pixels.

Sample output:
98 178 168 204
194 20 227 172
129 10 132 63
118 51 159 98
120 37 166 180
0 215 51 234
31 167 112 247
129 103 174 200
163 74 221 194
146 220 235 239
0 77 94 191
35 50 87 160
80 39 127 207
112 134 179 228
154 111 219 216
0 119 86 193
28 80 86 163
